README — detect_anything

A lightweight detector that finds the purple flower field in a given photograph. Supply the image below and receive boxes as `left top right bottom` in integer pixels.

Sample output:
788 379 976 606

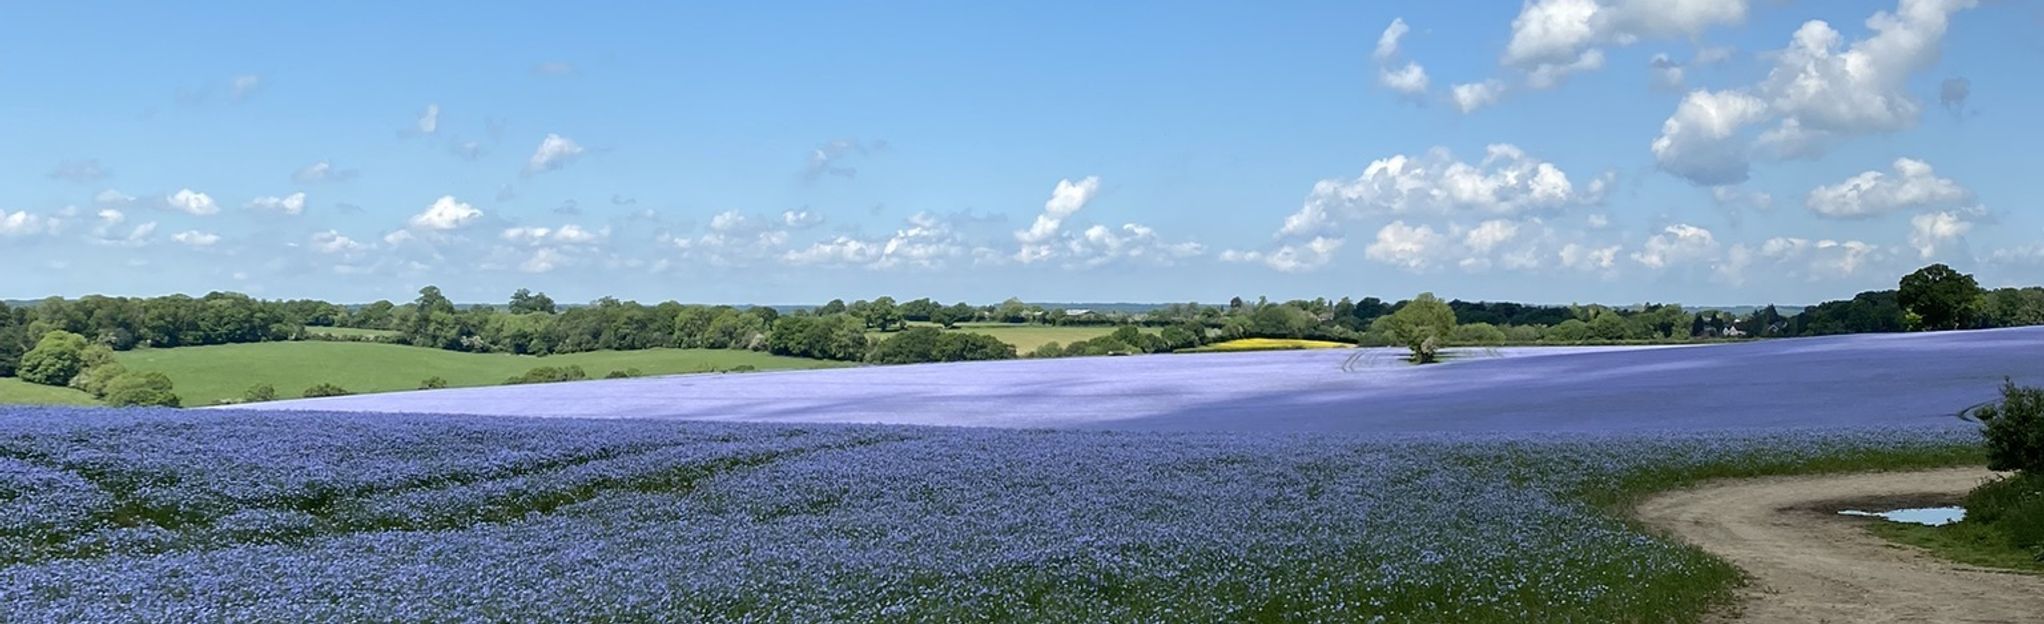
236 327 2044 433
2 328 2028 621
0 408 1982 622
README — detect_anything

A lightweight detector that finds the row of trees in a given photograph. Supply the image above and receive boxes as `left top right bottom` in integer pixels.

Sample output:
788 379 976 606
5 264 2041 378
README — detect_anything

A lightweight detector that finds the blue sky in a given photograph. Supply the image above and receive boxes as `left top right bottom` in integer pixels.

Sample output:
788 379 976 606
2 0 2038 305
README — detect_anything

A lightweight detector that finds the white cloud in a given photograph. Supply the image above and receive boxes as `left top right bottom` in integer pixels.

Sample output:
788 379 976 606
408 195 483 230
1805 158 1971 219
523 133 585 175
1221 237 1344 273
783 212 985 270
1065 223 1205 268
1375 17 1411 62
1451 80 1506 113
1503 0 1747 68
1276 144 1588 238
1373 18 1430 97
1631 223 1718 269
520 247 569 273
782 210 824 228
170 230 221 247
1525 49 1605 90
501 224 607 245
164 189 219 215
1752 237 1890 279
417 104 440 134
1462 219 1520 253
1363 221 1449 270
248 192 308 215
292 160 356 184
1558 242 1620 272
0 210 58 237
1015 176 1103 262
1652 0 1978 185
1379 62 1430 95
1908 211 1971 258
89 210 155 247
1649 89 1771 185
1005 177 1199 267
93 189 136 207
310 230 368 255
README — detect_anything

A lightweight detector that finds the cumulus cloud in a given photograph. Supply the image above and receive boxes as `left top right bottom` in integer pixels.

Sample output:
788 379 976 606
1557 242 1621 272
94 189 136 208
1649 89 1771 186
1220 237 1345 273
248 192 308 215
1380 62 1431 96
1805 158 1971 219
1363 221 1449 270
310 230 368 255
408 195 483 230
1275 144 1590 238
1631 223 1718 269
782 210 824 228
164 189 219 215
523 133 585 175
1015 177 1102 255
88 210 154 247
1652 0 1979 185
47 159 110 184
783 212 986 270
170 230 221 247
1373 18 1430 97
1908 211 1972 258
1451 80 1506 113
1504 0 1747 69
1524 49 1605 89
0 210 59 237
501 224 607 245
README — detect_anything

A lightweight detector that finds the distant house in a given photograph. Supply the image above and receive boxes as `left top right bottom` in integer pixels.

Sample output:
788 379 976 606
1063 308 1092 317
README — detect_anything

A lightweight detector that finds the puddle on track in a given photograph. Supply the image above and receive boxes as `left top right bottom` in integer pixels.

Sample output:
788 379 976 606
1838 506 1966 527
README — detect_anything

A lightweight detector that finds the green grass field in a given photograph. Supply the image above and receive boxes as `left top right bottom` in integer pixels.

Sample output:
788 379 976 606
872 323 1158 352
303 326 401 339
98 341 849 406
0 378 98 406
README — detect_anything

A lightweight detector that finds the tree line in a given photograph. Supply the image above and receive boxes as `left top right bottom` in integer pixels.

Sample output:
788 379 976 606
3 263 2041 382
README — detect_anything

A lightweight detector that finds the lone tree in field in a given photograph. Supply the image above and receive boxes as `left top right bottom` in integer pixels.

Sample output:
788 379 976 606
1977 380 2044 474
1898 263 1983 331
1381 293 1457 364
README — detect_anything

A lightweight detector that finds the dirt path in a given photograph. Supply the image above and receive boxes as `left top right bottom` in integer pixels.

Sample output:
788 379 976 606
1636 467 2044 623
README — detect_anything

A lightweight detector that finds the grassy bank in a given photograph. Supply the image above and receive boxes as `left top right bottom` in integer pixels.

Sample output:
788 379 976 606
101 341 849 405
1868 472 2044 574
0 378 98 406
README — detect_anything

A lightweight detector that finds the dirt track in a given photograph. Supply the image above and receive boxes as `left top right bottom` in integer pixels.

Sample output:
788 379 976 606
1636 467 2044 623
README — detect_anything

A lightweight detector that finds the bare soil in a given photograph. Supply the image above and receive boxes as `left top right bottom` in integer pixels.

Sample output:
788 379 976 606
1635 467 2044 623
